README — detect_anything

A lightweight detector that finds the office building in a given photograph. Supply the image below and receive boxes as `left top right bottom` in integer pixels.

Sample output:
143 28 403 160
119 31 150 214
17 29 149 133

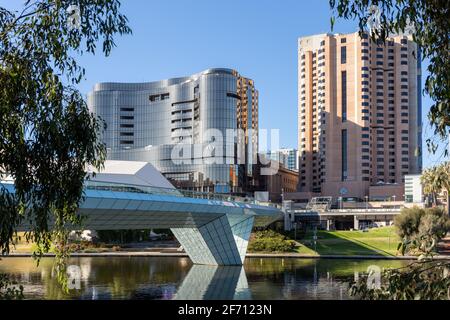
404 174 423 203
297 31 422 200
88 68 259 194
260 161 299 203
265 148 299 172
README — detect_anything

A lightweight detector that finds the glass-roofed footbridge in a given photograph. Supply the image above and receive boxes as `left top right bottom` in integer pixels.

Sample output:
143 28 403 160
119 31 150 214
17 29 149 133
3 180 282 266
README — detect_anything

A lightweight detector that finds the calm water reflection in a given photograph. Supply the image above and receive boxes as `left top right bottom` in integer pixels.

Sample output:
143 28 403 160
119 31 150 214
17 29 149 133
0 257 410 300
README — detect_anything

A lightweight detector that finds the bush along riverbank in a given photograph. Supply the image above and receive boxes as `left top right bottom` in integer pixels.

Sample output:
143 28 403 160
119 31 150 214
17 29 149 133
247 230 297 253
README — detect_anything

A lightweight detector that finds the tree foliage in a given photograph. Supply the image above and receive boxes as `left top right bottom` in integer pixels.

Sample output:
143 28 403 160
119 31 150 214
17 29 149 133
394 207 450 256
0 0 131 292
330 0 450 153
0 274 23 300
350 260 450 300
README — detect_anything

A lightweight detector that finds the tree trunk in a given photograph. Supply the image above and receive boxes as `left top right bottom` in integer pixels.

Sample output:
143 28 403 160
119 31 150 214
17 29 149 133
447 191 450 217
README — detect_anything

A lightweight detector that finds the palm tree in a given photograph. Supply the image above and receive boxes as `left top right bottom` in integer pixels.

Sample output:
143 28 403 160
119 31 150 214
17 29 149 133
421 162 450 216
421 166 440 206
437 162 450 216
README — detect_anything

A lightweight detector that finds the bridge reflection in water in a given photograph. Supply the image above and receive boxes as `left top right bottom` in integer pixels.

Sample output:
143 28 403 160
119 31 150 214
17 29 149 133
175 265 251 300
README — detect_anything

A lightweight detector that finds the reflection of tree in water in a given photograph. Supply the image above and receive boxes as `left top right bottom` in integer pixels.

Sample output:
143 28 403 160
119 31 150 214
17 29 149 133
0 257 192 299
69 257 191 299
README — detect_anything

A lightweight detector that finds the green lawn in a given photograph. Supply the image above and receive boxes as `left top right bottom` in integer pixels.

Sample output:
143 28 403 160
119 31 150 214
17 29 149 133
294 226 401 256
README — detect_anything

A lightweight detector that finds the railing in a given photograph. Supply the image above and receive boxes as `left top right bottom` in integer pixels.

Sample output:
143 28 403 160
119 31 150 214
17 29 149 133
293 208 402 214
84 180 281 209
330 208 402 213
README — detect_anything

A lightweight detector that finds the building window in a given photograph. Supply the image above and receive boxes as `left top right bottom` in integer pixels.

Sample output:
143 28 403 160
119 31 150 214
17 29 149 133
149 94 161 102
150 93 169 102
120 124 134 128
342 71 347 121
341 46 347 64
120 140 134 145
342 129 348 181
120 116 134 120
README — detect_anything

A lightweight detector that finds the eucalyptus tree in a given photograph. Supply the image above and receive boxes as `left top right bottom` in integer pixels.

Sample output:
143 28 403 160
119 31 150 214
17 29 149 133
0 0 131 296
351 206 450 300
352 164 450 300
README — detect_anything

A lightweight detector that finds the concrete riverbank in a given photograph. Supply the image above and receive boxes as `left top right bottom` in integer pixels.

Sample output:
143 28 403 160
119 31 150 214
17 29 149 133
5 251 450 260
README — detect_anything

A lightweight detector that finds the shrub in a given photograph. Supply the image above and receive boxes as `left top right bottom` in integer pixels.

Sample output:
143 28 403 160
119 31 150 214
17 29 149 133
394 207 425 239
248 230 296 253
394 207 450 255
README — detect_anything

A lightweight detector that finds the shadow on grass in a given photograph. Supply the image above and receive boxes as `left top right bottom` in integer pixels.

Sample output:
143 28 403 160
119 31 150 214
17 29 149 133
299 229 397 257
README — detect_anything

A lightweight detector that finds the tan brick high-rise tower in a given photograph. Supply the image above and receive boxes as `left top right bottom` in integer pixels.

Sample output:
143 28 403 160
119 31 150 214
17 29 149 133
297 32 422 199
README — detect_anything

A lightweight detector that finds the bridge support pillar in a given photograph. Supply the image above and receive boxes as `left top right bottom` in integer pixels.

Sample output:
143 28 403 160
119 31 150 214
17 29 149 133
171 215 254 266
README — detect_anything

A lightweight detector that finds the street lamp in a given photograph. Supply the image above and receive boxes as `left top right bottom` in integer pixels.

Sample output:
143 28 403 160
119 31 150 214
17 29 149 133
293 222 297 240
365 196 369 210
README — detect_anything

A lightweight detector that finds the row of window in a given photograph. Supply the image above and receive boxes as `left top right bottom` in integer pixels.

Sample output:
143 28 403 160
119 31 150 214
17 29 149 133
149 93 170 102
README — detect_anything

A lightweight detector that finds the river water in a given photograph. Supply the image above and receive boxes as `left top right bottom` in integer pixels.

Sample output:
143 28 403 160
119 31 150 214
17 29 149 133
0 257 410 300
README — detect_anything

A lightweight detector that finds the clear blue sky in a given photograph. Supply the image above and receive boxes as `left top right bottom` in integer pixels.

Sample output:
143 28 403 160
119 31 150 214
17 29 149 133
2 0 448 168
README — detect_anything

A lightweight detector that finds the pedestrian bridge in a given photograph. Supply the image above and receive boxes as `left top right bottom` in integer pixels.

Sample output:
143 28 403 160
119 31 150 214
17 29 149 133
3 180 282 266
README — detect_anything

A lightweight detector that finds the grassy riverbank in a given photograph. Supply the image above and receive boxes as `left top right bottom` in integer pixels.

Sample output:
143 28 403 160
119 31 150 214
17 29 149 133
248 227 401 257
294 227 400 256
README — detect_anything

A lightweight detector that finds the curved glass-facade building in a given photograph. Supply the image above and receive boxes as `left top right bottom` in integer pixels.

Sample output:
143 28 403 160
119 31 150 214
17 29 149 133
88 68 259 194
